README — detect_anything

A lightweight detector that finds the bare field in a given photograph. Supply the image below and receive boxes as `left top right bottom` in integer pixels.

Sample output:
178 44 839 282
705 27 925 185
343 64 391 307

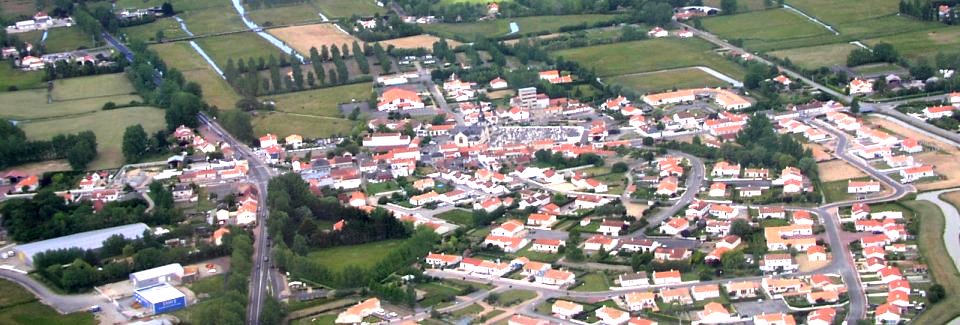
377 34 462 50
803 143 832 161
0 160 71 175
818 160 867 182
268 23 361 56
865 117 960 190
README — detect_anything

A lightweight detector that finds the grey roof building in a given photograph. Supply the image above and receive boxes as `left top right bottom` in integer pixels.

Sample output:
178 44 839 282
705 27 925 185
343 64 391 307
14 223 150 267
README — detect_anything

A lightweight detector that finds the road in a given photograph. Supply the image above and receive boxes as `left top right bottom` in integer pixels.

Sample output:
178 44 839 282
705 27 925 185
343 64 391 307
0 270 103 313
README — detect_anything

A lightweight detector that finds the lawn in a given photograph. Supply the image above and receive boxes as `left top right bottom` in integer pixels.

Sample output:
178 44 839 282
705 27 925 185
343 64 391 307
366 180 400 195
252 112 357 139
417 281 483 307
195 32 288 69
262 83 372 118
18 27 96 53
0 280 38 309
700 9 836 51
21 106 167 170
902 198 960 325
768 42 860 69
424 14 619 39
120 17 190 42
151 42 241 110
305 239 404 272
515 246 561 263
448 303 484 318
0 64 45 91
863 26 960 62
314 0 386 18
490 289 537 307
554 38 746 79
607 68 729 94
0 301 95 325
819 178 873 203
248 3 324 26
435 209 475 226
572 273 610 292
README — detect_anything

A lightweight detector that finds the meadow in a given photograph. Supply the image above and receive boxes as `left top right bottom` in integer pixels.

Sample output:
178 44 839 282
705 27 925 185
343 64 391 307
0 280 95 325
314 0 386 18
0 64 44 91
253 112 357 139
700 8 837 51
424 14 618 39
607 68 729 94
18 27 96 53
120 17 189 42
263 83 372 117
305 239 404 272
247 3 324 26
864 26 960 62
151 42 241 110
768 42 860 69
195 32 288 68
554 38 746 79
0 74 140 120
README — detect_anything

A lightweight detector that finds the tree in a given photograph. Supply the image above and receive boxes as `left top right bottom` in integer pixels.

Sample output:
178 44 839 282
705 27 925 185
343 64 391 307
290 53 304 90
642 137 654 146
850 98 860 114
729 219 753 237
873 43 899 63
353 41 369 74
928 284 946 304
161 2 174 16
269 55 282 94
306 71 315 87
66 131 97 170
611 162 629 173
219 110 255 144
122 124 149 163
328 68 338 85
165 92 202 130
721 0 738 14
155 30 164 43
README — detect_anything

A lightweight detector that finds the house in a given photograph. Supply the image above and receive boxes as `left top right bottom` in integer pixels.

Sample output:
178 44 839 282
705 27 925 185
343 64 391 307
848 180 881 194
711 161 740 177
849 78 874 95
676 28 694 38
807 308 836 325
652 269 682 285
889 279 911 295
762 278 806 296
584 235 619 251
660 218 690 236
709 204 738 219
13 175 39 193
744 168 770 179
347 191 366 207
285 134 303 148
527 213 558 228
709 182 727 197
760 253 798 273
807 245 828 261
877 266 903 284
598 219 625 236
759 206 786 219
655 177 679 196
624 292 657 311
620 238 661 253
753 313 796 325
596 306 630 325
717 235 742 249
900 165 935 183
725 281 759 298
886 290 910 308
489 77 509 90
923 105 955 119
851 203 871 219
258 134 278 147
552 300 584 319
508 315 549 325
540 269 576 286
807 290 840 305
647 26 668 38
659 287 692 304
521 261 551 277
377 87 423 111
483 235 528 253
425 253 462 268
874 303 901 324
335 298 383 324
531 239 564 253
697 302 733 324
901 138 922 153
619 272 649 287
474 260 512 277
691 284 721 301
491 220 526 237
773 75 792 87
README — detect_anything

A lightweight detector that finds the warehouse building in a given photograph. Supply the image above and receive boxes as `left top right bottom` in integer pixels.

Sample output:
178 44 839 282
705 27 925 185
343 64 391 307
130 263 184 289
14 223 150 267
133 283 187 314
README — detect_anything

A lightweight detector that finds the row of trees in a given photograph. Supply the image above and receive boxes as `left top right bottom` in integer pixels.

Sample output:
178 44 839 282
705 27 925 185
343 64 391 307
125 40 208 131
346 14 423 42
846 43 900 67
533 150 605 169
0 120 98 170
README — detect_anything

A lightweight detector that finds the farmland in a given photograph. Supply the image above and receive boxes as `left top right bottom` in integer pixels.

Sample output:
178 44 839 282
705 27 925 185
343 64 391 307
179 6 247 34
314 0 386 18
784 0 900 27
554 38 746 79
863 26 960 62
195 32 288 68
0 74 140 120
18 27 96 53
424 14 619 39
768 42 860 69
704 0 769 12
0 64 44 91
305 239 404 272
248 3 324 26
262 83 372 117
377 34 463 50
607 68 729 94
253 112 357 139
151 42 241 110
0 279 95 325
268 23 362 57
700 8 836 51
120 17 189 42
21 106 166 170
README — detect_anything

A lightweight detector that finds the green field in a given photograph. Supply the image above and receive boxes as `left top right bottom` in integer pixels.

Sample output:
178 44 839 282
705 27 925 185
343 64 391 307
435 209 475 226
608 68 729 94
305 239 403 272
768 42 860 69
425 14 619 39
704 0 770 12
152 42 241 110
120 17 190 42
701 9 836 51
248 3 323 26
449 303 484 317
490 289 537 307
253 112 356 139
19 27 96 53
263 83 372 117
0 64 45 91
195 32 287 69
21 106 166 170
179 6 247 35
114 0 229 12
863 26 960 62
904 198 960 325
0 280 95 325
554 38 746 79
572 273 610 292
0 74 140 120
785 0 900 27
314 0 386 18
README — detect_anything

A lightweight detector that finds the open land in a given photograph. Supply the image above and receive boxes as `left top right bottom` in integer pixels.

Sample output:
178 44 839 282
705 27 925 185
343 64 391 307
114 0 231 12
0 64 45 91
817 160 868 182
179 6 247 35
902 199 960 325
0 0 37 20
314 0 386 18
151 42 241 110
377 35 462 50
253 112 357 139
195 32 287 68
701 8 835 51
554 38 746 79
268 23 362 57
262 83 372 117
863 26 960 62
21 106 167 170
865 116 960 191
120 17 190 42
785 0 900 27
704 0 769 12
305 239 404 272
0 74 140 120
18 27 96 53
0 279 96 325
768 42 860 69
607 68 729 94
248 3 324 26
424 14 619 39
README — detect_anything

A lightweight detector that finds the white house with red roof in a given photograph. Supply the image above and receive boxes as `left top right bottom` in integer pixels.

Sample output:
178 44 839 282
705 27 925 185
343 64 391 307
489 77 508 90
539 269 576 286
595 306 630 325
491 219 526 237
258 134 278 148
848 78 874 95
652 269 682 284
425 253 462 268
377 87 424 111
647 26 668 38
875 303 901 324
923 105 955 119
900 165 935 183
848 180 881 194
584 235 618 251
531 239 564 253
660 218 690 235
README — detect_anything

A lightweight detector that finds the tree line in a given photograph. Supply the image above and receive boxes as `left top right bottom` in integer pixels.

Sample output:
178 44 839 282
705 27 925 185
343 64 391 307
125 40 208 131
345 14 423 42
0 120 98 170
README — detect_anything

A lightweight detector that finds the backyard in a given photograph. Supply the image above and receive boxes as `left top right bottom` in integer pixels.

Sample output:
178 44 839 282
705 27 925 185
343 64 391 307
435 209 474 226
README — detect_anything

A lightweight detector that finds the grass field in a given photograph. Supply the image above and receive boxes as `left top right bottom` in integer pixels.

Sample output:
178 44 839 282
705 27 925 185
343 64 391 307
424 14 619 39
377 34 462 50
903 198 960 325
0 64 45 91
263 83 371 117
314 0 386 18
449 303 484 318
0 74 140 120
248 3 324 26
785 0 900 27
268 23 362 57
306 239 402 272
701 9 836 51
572 273 610 292
768 42 860 69
114 0 229 12
196 32 288 69
1 0 37 20
120 17 190 42
179 6 247 35
435 209 474 226
704 0 769 12
253 112 356 139
863 26 960 62
490 289 537 307
607 68 729 94
0 279 95 325
52 73 137 99
21 106 166 169
554 38 746 79
151 42 241 110
18 27 96 53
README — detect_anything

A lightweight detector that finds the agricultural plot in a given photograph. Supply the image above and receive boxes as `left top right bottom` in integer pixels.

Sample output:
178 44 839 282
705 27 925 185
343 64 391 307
424 14 619 39
554 38 746 79
22 106 166 170
0 64 44 91
247 3 324 26
268 23 362 57
703 0 770 12
314 0 386 18
607 68 729 94
120 17 190 42
784 0 900 27
864 26 960 62
195 32 288 68
0 74 140 120
151 42 241 110
18 27 96 53
768 42 860 69
700 9 837 51
114 0 229 12
0 0 37 20
305 239 404 272
262 83 372 117
179 6 247 35
253 111 357 139
377 34 462 50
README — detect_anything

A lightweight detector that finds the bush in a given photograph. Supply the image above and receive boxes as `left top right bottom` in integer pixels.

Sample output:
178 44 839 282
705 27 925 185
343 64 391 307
102 101 117 110
611 162 629 173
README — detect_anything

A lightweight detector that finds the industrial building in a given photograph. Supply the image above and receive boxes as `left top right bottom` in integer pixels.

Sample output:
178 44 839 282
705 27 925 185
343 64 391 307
130 263 184 289
14 223 150 267
133 283 187 314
